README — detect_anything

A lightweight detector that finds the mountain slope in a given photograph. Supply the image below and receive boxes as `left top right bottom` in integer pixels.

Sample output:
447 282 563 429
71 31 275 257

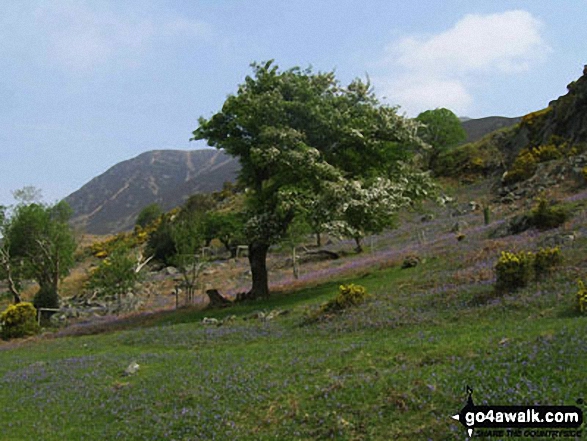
66 149 239 235
461 116 521 144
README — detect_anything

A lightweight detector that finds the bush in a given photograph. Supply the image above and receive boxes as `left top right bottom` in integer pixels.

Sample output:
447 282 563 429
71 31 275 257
33 285 59 309
495 251 534 293
582 166 587 183
532 144 562 162
324 284 370 312
530 198 569 230
503 150 537 185
533 247 562 276
305 284 370 323
0 302 40 339
577 280 587 314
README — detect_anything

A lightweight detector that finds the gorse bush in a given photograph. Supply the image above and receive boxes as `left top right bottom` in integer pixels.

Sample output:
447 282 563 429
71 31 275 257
577 280 587 314
495 247 563 294
305 284 370 323
530 198 569 230
495 251 534 293
325 284 370 311
533 247 562 276
503 150 537 185
0 302 40 340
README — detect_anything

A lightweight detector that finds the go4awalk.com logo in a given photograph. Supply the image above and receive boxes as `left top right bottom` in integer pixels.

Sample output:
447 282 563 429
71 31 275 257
451 387 584 438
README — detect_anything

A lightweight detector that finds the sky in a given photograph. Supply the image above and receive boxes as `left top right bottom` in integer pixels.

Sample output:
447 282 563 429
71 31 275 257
0 0 585 207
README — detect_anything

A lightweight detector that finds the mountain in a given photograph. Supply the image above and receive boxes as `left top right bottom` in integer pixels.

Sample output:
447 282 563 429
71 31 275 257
460 116 521 144
66 149 239 235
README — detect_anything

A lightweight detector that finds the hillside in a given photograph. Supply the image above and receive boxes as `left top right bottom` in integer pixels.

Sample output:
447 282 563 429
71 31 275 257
66 149 238 235
1 176 586 439
460 116 521 144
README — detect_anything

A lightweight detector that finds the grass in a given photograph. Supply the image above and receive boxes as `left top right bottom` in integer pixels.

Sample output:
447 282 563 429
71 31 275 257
1 182 587 440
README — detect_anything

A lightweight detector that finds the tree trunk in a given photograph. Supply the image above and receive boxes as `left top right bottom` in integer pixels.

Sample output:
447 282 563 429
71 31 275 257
316 232 321 247
354 236 363 253
247 241 270 299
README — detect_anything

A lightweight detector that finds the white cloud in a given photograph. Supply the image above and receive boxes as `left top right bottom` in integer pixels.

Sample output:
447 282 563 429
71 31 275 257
31 2 211 73
377 10 550 116
387 77 473 116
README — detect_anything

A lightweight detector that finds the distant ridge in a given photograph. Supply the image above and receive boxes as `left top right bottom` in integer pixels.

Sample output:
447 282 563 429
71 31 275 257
460 116 521 144
66 149 239 235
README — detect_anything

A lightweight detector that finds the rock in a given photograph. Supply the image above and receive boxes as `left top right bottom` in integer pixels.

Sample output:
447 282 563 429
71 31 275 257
221 315 237 325
401 255 420 269
451 220 468 233
163 266 179 276
124 361 140 376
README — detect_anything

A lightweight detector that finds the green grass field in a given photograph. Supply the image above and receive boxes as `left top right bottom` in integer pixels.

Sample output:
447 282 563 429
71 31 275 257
1 191 586 440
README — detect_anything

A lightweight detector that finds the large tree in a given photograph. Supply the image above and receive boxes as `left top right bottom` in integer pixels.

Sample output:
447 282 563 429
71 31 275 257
193 61 428 299
415 108 466 169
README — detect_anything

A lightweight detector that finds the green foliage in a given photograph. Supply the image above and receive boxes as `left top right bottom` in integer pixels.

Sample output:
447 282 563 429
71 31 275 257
135 203 162 229
533 247 562 276
33 285 59 309
203 211 245 253
146 213 177 264
577 280 587 314
530 198 569 230
495 251 534 293
416 108 466 168
0 302 39 340
86 246 140 301
193 60 431 297
582 166 587 183
2 199 76 303
168 212 208 305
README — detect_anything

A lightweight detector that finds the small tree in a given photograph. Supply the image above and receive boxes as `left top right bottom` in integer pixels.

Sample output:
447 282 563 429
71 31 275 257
416 108 466 169
87 245 142 311
169 213 207 305
2 199 76 308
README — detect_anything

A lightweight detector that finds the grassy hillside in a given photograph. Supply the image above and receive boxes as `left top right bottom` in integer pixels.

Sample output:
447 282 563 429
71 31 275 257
1 180 587 440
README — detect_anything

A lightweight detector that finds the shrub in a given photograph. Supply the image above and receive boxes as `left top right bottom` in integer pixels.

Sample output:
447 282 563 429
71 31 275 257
533 247 562 276
532 144 562 162
503 150 537 185
495 251 534 293
577 280 587 314
530 198 569 230
582 166 587 183
305 284 371 323
0 302 40 339
33 285 59 309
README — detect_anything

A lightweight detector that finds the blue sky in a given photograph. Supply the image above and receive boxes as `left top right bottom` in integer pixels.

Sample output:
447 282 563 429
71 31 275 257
0 1 585 207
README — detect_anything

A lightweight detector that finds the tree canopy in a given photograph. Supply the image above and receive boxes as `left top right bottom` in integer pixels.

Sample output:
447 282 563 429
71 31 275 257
0 199 76 308
193 61 432 299
416 108 466 169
